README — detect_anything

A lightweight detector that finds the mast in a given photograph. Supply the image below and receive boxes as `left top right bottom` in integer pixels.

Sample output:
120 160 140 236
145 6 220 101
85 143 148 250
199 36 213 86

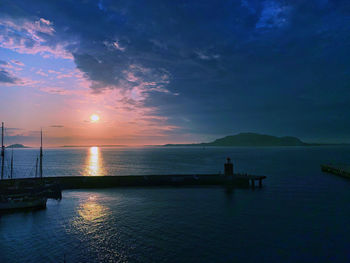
10 148 13 179
1 122 5 180
39 129 43 178
35 156 39 178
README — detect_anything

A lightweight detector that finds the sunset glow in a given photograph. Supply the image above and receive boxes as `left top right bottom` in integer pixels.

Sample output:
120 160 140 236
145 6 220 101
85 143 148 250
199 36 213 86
90 114 100 123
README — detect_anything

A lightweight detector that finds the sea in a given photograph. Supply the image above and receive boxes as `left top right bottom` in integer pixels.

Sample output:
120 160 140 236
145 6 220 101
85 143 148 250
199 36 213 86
0 146 350 263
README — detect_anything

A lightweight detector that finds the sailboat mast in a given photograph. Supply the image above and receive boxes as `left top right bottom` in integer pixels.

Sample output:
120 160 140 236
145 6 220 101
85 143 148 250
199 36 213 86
35 156 39 177
10 149 13 179
1 122 5 180
39 129 43 178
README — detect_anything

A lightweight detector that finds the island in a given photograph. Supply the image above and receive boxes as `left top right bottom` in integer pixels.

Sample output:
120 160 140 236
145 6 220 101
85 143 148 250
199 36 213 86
6 144 30 148
164 132 308 147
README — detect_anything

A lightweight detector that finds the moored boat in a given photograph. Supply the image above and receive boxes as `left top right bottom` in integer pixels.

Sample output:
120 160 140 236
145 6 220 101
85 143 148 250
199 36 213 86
0 195 47 210
0 122 54 211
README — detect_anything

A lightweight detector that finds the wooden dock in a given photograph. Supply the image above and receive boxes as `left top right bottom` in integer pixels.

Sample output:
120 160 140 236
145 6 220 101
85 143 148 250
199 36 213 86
321 164 350 179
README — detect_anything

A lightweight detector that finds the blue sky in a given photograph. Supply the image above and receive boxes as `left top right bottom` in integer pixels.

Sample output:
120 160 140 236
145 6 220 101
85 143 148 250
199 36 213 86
1 0 350 145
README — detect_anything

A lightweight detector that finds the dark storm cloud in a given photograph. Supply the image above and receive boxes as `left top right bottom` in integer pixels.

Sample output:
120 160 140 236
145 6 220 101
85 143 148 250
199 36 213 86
2 0 350 141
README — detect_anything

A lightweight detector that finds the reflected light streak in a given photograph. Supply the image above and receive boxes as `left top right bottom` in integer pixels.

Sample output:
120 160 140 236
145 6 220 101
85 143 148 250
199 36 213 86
84 146 105 176
78 201 107 222
71 195 110 233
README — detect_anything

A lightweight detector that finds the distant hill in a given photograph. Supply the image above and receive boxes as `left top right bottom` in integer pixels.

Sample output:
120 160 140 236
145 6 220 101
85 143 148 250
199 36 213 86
164 133 308 147
6 144 30 148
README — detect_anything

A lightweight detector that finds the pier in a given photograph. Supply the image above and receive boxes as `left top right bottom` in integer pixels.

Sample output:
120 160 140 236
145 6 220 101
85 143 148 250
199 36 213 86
0 159 267 198
321 164 350 179
0 173 266 190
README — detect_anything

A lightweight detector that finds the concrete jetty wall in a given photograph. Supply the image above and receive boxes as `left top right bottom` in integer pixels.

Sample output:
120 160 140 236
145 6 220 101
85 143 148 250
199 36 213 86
321 164 350 179
0 173 267 190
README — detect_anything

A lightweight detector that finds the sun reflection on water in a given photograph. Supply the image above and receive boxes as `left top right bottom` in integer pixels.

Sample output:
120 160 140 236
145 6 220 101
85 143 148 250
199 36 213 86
84 146 105 176
78 197 107 222
71 194 111 237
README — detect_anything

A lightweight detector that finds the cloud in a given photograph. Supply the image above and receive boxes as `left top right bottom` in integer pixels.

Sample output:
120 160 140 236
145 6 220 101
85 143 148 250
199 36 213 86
50 125 64 128
74 52 173 103
39 87 70 95
255 1 291 29
10 60 24 66
36 69 48 77
0 17 72 59
103 40 126 52
48 69 61 74
0 69 18 83
1 0 350 141
195 50 220 60
5 127 24 136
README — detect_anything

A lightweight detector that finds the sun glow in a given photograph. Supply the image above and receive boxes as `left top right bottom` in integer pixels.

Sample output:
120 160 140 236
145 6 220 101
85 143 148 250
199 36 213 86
90 114 100 122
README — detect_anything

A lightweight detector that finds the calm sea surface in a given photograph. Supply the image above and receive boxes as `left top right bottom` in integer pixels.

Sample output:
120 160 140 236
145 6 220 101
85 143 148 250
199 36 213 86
1 146 350 262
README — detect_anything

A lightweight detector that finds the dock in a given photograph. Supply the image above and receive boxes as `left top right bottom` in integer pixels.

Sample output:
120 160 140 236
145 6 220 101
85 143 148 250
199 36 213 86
0 159 267 199
321 164 350 179
0 173 266 190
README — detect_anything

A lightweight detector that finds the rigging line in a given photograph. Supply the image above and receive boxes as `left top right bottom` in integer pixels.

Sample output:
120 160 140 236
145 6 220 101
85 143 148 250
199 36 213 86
27 162 36 178
3 126 9 147
14 154 37 178
28 157 38 177
3 156 11 178
26 156 39 178
3 153 15 179
2 126 10 178
1 122 5 180
10 148 14 179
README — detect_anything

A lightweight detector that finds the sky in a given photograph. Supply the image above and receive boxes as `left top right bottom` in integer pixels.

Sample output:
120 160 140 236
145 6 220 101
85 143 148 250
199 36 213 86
0 0 350 146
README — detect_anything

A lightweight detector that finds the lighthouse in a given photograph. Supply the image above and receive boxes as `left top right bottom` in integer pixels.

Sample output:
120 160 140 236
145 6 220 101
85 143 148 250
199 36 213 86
224 157 234 177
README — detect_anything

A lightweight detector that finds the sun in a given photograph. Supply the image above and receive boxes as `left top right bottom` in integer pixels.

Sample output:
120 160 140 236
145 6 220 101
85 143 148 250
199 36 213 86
90 114 100 123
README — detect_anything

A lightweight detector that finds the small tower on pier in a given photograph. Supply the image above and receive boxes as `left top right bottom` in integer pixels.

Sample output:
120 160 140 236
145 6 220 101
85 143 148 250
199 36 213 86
224 157 234 177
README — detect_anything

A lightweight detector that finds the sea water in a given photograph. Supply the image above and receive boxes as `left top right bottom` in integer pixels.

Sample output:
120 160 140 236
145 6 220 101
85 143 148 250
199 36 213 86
0 146 350 262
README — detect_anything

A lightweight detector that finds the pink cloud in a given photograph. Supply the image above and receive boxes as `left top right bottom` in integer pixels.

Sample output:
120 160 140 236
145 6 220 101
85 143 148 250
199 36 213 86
39 18 52 26
56 72 75 79
1 61 23 72
36 69 48 77
0 18 72 59
10 60 24 67
18 78 42 87
120 64 172 97
39 87 70 95
112 41 125 51
48 69 60 74
103 40 126 52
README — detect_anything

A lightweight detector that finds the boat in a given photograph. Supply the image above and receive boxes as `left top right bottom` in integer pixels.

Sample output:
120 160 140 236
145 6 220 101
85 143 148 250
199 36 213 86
0 122 50 211
0 195 47 210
